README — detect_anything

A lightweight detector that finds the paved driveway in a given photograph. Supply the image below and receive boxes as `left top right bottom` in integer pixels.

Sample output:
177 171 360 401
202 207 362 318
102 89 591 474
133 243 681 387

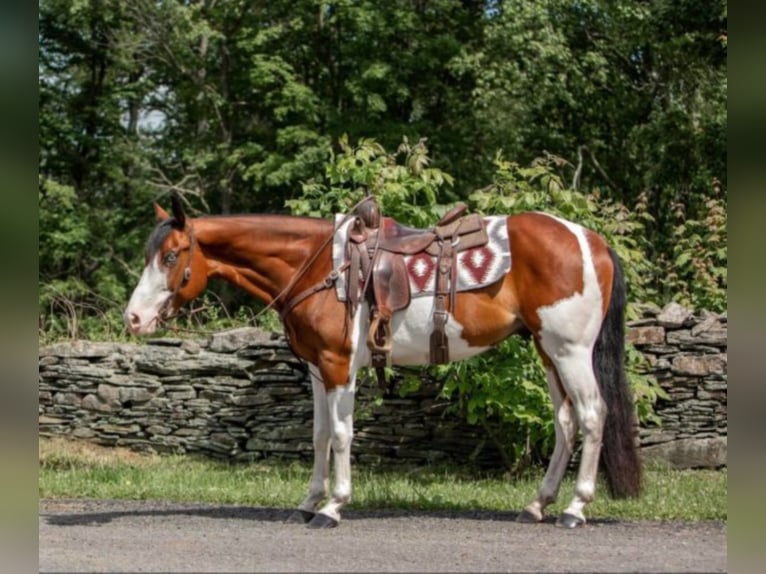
40 499 726 573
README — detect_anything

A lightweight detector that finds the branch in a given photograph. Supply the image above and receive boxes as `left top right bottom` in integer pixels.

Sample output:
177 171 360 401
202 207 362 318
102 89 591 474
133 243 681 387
582 145 620 194
479 418 515 472
572 145 584 190
148 166 211 214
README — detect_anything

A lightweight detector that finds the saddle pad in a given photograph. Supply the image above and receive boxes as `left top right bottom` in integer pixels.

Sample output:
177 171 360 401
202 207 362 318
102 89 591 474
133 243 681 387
332 215 511 301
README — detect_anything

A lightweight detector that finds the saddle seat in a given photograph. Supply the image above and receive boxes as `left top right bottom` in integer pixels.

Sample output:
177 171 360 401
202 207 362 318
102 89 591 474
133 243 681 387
374 203 472 254
346 198 490 373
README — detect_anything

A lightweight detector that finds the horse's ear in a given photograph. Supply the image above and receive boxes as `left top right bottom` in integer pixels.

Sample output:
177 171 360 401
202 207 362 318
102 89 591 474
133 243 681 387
154 203 170 221
170 192 186 230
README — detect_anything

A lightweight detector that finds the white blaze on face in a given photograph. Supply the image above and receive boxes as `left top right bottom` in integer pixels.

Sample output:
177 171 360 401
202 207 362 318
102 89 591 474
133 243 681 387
124 254 171 335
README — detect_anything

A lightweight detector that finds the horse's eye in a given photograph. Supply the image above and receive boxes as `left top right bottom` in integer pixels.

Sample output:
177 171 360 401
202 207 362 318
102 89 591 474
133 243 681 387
164 251 178 266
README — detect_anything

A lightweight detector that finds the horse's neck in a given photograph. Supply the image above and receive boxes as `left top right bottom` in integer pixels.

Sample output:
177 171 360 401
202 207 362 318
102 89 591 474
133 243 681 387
192 215 331 304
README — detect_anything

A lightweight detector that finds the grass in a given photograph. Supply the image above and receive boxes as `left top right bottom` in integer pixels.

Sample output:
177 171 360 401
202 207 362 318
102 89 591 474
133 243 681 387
39 437 726 521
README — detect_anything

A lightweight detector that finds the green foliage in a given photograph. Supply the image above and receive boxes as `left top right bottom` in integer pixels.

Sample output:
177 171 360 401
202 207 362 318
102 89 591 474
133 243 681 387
38 279 127 345
664 187 727 312
287 135 455 226
626 343 668 426
437 338 554 475
38 179 131 344
38 179 90 271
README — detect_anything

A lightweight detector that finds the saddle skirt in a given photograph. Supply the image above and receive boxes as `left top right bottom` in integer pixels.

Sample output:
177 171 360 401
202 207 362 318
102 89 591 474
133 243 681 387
332 213 511 303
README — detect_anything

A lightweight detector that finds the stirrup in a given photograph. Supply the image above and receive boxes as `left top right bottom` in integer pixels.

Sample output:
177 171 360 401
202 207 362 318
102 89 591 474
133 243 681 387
367 314 392 355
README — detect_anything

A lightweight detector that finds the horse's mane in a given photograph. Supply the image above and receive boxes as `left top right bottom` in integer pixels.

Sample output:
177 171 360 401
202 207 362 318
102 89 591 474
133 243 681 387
145 213 331 260
145 219 176 260
200 212 328 224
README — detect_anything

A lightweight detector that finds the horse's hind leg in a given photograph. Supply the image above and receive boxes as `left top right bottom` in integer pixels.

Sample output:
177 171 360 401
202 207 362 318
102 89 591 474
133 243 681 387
518 362 578 523
287 366 331 523
549 347 606 528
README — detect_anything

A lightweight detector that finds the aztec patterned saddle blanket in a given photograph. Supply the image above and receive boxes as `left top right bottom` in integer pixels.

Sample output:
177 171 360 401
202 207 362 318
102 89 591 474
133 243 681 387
331 198 511 370
333 214 510 299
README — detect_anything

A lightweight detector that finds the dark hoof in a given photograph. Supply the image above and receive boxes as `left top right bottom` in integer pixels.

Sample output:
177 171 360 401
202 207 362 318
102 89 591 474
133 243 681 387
516 509 542 524
556 513 585 529
307 513 339 529
286 509 315 524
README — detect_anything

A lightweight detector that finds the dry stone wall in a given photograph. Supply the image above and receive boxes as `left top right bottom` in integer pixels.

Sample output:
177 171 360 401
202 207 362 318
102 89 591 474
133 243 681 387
39 303 726 469
628 302 727 468
39 329 498 467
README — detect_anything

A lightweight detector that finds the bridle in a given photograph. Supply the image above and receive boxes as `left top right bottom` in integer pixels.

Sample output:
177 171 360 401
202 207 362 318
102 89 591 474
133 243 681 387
157 222 197 325
150 212 339 336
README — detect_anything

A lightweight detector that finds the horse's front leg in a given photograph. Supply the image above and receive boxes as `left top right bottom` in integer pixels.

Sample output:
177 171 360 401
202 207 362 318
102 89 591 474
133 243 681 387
287 366 331 524
307 374 355 529
292 305 367 528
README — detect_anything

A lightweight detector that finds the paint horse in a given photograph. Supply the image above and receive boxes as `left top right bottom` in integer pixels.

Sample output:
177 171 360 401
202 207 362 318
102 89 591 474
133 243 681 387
124 193 642 529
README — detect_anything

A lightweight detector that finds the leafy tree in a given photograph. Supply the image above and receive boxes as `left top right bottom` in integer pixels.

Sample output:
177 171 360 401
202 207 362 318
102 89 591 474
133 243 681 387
39 0 158 341
453 0 726 269
37 0 722 465
288 135 455 225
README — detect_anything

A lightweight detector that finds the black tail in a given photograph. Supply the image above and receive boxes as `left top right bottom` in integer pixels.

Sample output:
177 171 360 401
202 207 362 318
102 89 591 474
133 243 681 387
593 248 643 498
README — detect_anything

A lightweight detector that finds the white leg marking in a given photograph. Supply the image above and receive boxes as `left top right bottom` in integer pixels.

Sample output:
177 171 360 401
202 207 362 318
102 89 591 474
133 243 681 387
550 351 605 522
522 365 577 521
297 365 331 514
316 381 356 523
313 304 367 524
125 255 170 335
535 215 606 524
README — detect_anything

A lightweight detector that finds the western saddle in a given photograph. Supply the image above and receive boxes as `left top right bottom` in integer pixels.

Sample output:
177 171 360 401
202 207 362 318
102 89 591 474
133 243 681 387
344 197 490 382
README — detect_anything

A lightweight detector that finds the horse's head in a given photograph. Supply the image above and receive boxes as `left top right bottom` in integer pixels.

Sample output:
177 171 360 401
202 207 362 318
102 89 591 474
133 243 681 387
124 194 208 335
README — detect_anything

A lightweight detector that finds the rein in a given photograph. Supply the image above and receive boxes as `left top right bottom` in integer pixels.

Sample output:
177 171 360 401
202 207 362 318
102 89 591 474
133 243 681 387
276 198 377 319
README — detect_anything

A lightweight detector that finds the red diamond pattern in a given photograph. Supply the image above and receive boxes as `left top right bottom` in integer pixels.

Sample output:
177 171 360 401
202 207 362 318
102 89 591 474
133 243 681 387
406 253 436 292
460 246 496 285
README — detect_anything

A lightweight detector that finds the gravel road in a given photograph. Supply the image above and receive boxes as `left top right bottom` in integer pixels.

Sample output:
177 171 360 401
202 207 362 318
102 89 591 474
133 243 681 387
39 499 726 573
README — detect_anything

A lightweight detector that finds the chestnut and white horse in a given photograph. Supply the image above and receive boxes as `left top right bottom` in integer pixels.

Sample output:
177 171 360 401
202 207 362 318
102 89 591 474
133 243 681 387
124 193 642 529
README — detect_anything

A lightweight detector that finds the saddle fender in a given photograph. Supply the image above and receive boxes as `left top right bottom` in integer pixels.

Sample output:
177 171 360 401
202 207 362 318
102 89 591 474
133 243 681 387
372 250 411 316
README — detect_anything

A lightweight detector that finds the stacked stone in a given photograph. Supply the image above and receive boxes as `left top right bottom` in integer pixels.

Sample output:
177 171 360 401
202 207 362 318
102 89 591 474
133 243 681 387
39 303 728 469
38 328 496 466
39 329 313 460
628 302 727 468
